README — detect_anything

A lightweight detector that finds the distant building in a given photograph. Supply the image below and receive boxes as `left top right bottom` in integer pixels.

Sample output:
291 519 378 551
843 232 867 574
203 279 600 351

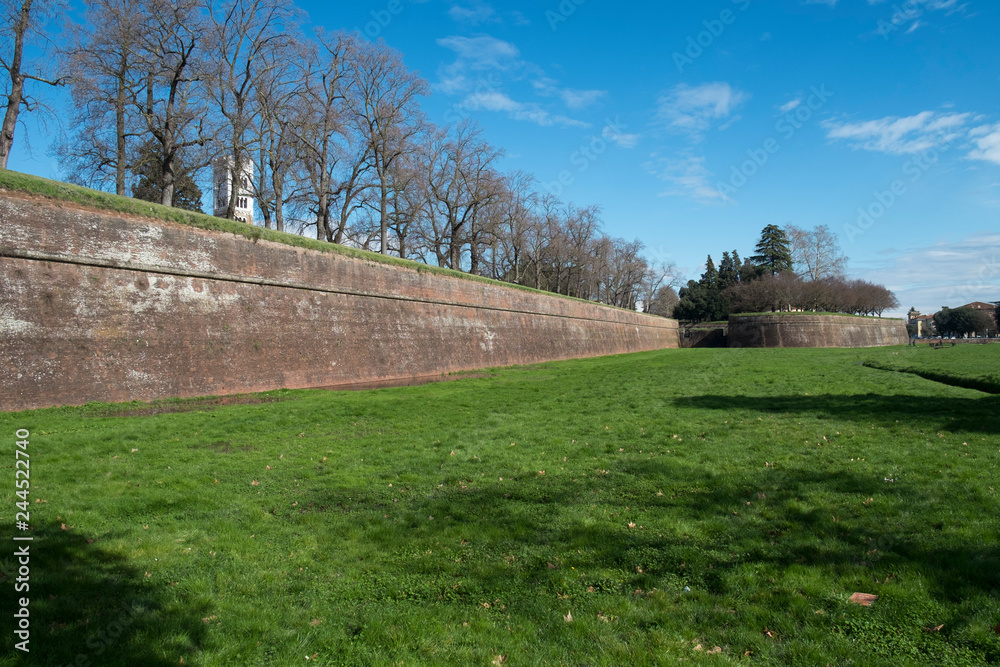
960 301 995 313
213 157 254 225
910 315 935 337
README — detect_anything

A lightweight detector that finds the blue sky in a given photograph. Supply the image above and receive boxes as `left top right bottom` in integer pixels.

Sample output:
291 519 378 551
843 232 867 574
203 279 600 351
9 0 1000 316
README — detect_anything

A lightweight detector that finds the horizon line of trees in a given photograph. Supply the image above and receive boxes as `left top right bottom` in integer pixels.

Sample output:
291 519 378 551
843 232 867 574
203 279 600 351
912 305 999 338
2 0 683 312
674 224 899 321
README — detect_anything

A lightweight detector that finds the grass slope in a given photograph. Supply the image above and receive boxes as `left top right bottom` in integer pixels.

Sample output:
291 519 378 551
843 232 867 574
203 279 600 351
863 345 1000 394
0 169 599 306
2 346 999 666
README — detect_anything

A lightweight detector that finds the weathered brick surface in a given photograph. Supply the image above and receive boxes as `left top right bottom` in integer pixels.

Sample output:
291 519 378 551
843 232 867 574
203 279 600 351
0 193 678 411
728 314 908 348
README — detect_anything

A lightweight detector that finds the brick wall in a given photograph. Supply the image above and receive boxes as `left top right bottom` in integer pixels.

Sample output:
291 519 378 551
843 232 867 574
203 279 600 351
728 314 909 348
0 192 679 411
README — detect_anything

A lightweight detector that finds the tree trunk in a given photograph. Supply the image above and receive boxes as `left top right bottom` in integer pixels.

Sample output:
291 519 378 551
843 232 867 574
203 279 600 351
379 184 389 254
115 54 128 196
0 0 31 171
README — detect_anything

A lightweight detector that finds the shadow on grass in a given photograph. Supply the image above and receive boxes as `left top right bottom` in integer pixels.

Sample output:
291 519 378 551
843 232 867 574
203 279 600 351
676 393 1000 434
297 457 1000 661
0 522 209 666
305 464 999 604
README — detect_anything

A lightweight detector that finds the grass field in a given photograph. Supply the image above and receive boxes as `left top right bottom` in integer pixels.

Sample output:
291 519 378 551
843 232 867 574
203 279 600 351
2 346 999 666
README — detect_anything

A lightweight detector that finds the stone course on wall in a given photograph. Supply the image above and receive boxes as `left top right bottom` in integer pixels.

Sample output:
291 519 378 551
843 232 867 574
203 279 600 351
728 313 908 348
0 192 679 411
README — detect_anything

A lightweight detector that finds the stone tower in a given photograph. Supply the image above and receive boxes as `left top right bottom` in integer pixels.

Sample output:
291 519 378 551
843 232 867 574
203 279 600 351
213 157 254 225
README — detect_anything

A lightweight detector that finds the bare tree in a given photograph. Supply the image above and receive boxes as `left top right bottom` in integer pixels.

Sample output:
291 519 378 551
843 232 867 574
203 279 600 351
56 0 143 194
249 45 307 231
1 0 65 170
346 38 428 254
489 170 537 283
203 0 298 221
786 224 848 281
294 30 353 241
130 0 212 207
423 121 504 270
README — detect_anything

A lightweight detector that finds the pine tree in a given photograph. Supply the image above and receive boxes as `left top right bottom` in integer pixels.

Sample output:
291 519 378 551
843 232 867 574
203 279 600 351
718 251 738 289
751 225 792 276
700 255 718 289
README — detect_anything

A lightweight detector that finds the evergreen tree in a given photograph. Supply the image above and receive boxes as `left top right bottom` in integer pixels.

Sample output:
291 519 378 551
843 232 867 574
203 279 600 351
675 280 726 322
718 251 738 289
131 141 204 213
731 250 742 281
751 224 793 276
700 255 718 289
740 257 761 282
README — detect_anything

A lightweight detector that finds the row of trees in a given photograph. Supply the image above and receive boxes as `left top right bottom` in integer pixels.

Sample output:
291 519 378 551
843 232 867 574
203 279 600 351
930 306 997 338
1 0 683 310
675 224 898 321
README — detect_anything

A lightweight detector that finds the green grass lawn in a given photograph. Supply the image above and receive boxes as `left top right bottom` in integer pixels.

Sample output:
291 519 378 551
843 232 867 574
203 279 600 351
2 346 999 666
863 344 1000 394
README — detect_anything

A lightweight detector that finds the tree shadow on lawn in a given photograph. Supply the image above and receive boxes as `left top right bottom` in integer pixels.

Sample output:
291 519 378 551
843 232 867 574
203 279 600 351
307 463 999 611
677 393 1000 434
0 522 210 666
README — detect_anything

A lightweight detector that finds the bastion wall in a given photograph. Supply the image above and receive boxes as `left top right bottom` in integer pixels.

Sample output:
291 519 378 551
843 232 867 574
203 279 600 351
0 191 679 411
728 313 909 349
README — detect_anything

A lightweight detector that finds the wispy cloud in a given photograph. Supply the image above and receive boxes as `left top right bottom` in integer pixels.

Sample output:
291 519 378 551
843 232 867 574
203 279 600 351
645 154 726 202
823 111 973 154
462 91 588 128
968 124 1000 166
436 34 595 128
532 77 606 110
604 125 640 149
435 35 521 94
447 0 498 25
657 82 750 140
857 232 1000 315
779 99 802 113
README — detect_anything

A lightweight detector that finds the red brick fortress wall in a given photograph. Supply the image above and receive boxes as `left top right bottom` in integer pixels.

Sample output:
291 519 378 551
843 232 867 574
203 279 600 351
728 313 909 348
0 193 679 411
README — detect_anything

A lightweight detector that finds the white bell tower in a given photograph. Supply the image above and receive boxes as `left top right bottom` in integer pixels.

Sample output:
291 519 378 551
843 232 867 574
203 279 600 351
213 157 254 225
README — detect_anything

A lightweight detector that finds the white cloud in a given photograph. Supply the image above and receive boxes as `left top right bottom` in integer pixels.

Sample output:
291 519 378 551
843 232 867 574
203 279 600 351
857 232 1000 316
448 0 497 25
462 91 588 128
604 127 640 149
532 78 606 110
645 154 726 203
436 35 520 71
436 35 594 129
435 35 522 95
779 99 802 113
657 82 750 139
823 111 973 154
968 124 1000 166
